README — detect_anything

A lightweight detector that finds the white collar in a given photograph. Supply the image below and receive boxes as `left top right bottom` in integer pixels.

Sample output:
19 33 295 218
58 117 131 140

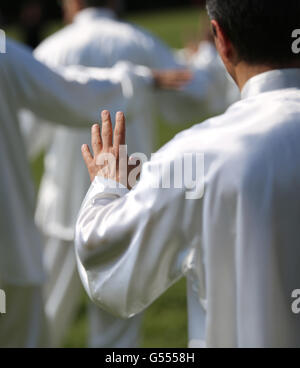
74 7 116 24
241 68 300 99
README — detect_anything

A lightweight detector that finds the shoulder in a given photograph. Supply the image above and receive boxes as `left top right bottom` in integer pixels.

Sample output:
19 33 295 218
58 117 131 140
2 38 35 71
155 89 300 199
34 24 80 63
88 18 169 51
154 98 258 173
37 25 74 51
5 38 31 56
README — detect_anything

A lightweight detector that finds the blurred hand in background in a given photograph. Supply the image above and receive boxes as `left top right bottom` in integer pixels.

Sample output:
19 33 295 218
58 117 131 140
152 69 193 90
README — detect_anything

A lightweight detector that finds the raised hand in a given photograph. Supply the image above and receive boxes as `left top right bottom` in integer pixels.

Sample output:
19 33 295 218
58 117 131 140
81 110 128 186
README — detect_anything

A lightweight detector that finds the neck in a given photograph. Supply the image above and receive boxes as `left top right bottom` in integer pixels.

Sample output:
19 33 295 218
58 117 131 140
234 61 300 91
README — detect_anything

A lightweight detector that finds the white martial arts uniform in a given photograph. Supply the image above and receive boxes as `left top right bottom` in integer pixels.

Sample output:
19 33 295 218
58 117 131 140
0 38 151 347
23 7 233 347
175 41 239 342
76 69 300 348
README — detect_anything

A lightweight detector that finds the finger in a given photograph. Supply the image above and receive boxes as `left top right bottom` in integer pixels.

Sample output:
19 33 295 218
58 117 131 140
101 110 113 151
91 123 102 155
113 111 126 154
81 144 93 167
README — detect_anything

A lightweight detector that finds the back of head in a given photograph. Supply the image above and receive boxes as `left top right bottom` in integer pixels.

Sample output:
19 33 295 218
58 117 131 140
206 0 300 66
61 0 114 24
83 0 123 17
84 0 108 6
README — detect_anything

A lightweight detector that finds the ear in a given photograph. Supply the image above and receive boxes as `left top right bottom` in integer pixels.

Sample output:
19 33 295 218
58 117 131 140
211 20 234 63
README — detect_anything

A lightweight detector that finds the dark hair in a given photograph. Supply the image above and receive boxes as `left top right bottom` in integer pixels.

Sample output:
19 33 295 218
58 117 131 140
84 0 108 7
206 0 300 65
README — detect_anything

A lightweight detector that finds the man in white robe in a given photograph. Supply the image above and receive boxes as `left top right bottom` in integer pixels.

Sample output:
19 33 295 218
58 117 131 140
0 38 172 347
22 0 234 347
76 0 300 347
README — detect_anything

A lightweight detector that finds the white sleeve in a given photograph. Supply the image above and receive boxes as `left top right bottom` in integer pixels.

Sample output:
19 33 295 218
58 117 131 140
7 41 151 127
19 110 54 159
75 149 203 318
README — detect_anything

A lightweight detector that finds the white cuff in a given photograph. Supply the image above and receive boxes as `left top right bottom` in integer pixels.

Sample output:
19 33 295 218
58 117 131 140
92 175 129 198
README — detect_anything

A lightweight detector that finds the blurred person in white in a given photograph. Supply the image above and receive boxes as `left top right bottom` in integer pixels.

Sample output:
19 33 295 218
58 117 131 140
0 37 181 348
76 0 300 348
21 0 235 347
175 15 240 107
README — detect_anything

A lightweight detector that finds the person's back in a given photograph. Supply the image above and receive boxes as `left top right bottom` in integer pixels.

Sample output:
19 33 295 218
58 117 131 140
37 8 177 69
33 6 196 164
189 71 300 346
33 6 185 231
31 4 172 237
75 69 300 349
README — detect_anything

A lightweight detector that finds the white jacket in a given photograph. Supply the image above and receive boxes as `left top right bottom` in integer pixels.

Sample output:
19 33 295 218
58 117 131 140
76 69 300 347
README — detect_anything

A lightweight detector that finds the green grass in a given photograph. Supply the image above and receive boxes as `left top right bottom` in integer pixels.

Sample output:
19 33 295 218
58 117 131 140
127 7 205 49
61 279 188 348
27 6 207 348
141 279 187 348
62 297 89 348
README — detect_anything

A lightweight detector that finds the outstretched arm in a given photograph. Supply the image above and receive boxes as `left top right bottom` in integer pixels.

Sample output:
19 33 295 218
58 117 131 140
6 40 152 127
